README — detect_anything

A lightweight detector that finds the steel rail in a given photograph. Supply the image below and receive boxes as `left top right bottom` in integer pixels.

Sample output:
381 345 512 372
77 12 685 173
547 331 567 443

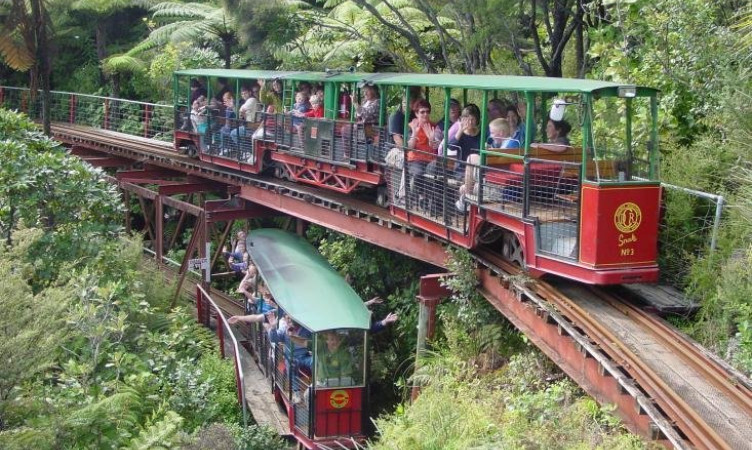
534 282 730 450
598 288 752 414
473 249 692 449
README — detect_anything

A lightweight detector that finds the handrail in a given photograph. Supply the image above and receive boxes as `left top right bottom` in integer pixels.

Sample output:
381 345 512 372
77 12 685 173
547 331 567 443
0 85 171 108
196 283 248 426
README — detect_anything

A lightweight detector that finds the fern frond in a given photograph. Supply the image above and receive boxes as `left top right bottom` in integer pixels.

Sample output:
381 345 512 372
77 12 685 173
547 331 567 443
102 54 146 75
0 33 34 71
127 410 184 450
150 2 215 19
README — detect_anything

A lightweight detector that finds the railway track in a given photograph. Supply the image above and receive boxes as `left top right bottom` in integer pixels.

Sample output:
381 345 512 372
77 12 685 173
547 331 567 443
475 248 752 449
58 123 752 449
142 253 245 317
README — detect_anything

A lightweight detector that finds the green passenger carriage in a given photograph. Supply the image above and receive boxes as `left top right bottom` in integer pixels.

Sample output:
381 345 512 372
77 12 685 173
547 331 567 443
246 229 370 448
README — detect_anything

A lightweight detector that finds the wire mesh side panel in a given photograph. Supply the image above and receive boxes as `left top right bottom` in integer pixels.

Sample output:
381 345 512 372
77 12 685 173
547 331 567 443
104 99 174 142
367 126 390 165
383 147 407 207
384 148 467 232
527 159 581 260
292 373 312 437
476 164 525 219
274 342 290 397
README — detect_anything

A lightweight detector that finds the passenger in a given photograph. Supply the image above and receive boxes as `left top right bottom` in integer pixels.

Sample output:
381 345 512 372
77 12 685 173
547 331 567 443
213 77 231 102
190 94 208 135
406 99 438 208
370 312 399 333
299 94 324 118
290 91 310 130
506 105 525 146
189 78 207 105
297 81 312 97
343 85 380 158
236 264 258 301
546 118 572 147
270 318 313 372
218 91 237 152
316 331 353 384
435 98 462 154
448 104 482 167
230 84 260 149
227 252 250 274
456 118 519 211
387 86 423 147
487 98 506 122
436 98 461 133
352 85 380 127
361 296 399 333
227 307 276 326
224 230 247 260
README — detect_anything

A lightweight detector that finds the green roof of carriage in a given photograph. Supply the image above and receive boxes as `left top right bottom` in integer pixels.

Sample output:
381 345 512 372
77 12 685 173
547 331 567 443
246 229 370 333
174 69 656 95
174 69 366 83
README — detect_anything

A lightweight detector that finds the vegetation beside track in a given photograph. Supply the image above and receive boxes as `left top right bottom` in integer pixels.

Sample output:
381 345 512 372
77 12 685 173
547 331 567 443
0 110 284 449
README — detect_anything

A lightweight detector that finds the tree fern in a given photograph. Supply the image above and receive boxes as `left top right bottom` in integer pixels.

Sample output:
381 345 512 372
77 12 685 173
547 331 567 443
102 54 146 75
126 410 184 450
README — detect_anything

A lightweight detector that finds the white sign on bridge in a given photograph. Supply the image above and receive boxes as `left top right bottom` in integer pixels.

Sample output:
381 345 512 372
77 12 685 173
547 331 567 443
188 257 209 271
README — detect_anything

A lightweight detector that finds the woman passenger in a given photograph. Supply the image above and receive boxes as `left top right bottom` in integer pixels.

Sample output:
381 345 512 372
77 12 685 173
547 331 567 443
546 118 572 146
448 104 481 167
406 99 438 208
506 105 525 146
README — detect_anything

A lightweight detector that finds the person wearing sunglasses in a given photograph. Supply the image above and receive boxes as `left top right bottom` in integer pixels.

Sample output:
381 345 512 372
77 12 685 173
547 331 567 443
406 99 438 209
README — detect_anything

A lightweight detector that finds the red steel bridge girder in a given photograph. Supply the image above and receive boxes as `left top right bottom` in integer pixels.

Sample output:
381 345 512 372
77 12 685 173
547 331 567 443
239 184 448 268
478 269 671 446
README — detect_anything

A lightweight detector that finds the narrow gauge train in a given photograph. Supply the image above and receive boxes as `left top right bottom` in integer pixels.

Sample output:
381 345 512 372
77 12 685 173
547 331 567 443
245 229 371 449
174 69 661 285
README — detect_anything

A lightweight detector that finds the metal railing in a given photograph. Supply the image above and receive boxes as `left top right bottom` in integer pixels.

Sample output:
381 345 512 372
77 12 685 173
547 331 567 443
195 284 248 427
259 113 388 167
0 86 174 142
384 147 468 232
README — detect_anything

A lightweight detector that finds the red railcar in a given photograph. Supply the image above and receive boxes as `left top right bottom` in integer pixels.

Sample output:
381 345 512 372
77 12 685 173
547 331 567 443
174 70 661 285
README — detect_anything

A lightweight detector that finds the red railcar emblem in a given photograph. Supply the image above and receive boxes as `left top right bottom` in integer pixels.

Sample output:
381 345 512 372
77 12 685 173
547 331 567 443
614 202 642 233
329 390 350 409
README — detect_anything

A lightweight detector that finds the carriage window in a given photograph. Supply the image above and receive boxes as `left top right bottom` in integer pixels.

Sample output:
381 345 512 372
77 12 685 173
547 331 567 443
314 329 366 388
589 96 656 182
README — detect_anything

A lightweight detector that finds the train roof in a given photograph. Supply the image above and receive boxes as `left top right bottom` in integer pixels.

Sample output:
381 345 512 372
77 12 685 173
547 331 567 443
174 69 658 95
246 228 371 332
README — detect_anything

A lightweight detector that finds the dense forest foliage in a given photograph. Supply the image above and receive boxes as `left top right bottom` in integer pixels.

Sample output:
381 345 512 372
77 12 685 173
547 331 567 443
2 0 751 447
0 110 285 449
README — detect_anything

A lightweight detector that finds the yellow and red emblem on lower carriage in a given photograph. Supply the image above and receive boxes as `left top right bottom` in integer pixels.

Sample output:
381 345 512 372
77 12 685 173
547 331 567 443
329 389 350 409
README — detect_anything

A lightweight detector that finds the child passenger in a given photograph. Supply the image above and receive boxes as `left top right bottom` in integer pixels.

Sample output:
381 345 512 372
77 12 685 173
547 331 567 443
456 118 520 211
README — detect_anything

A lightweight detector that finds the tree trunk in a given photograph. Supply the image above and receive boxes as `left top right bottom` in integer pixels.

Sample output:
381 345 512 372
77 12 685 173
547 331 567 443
96 22 107 85
223 39 232 69
575 0 585 78
30 0 51 135
111 72 120 99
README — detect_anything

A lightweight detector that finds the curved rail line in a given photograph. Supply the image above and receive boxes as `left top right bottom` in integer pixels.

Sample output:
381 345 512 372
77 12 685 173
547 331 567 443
55 123 752 449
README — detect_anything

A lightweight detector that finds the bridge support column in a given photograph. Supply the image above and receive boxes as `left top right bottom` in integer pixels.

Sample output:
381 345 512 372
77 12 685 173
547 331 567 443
155 194 163 265
412 273 452 400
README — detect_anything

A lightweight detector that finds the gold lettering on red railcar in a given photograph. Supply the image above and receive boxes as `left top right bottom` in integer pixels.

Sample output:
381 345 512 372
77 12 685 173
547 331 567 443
618 233 637 247
614 202 642 234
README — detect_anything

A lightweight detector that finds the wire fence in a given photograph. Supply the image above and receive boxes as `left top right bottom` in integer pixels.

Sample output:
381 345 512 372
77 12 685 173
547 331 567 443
0 86 174 142
658 183 725 283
